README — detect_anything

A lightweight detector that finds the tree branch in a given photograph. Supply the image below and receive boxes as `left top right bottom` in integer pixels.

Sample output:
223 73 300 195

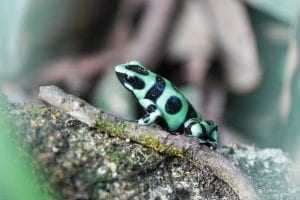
38 85 259 200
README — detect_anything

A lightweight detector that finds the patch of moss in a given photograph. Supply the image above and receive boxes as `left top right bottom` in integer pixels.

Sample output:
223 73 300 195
94 112 188 158
137 134 188 158
18 104 53 123
95 114 128 139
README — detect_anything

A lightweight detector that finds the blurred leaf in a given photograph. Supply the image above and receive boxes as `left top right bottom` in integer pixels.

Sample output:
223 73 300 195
244 0 299 24
0 95 51 200
0 0 86 81
226 8 300 154
226 9 287 143
93 71 137 120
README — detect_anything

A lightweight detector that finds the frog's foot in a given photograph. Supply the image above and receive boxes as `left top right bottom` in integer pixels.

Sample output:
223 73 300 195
137 105 161 126
199 139 218 149
185 133 218 149
198 123 219 149
138 113 153 125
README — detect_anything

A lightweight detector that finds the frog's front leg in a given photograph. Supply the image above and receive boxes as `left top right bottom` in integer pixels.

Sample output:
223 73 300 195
137 99 162 125
184 119 218 148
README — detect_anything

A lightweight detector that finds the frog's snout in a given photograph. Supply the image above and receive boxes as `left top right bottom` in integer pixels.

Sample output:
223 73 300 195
114 64 124 73
115 72 126 85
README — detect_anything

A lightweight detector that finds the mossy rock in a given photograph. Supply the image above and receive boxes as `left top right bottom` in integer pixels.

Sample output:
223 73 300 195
4 102 299 199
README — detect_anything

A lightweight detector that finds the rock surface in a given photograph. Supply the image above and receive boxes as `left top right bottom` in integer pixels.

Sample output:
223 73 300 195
1 98 299 199
219 146 299 200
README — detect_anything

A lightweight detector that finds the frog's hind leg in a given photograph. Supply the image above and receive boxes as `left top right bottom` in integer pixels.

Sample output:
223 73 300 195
200 120 218 146
184 119 218 148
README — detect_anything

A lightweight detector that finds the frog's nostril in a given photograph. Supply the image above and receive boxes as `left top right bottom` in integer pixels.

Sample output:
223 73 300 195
115 64 127 73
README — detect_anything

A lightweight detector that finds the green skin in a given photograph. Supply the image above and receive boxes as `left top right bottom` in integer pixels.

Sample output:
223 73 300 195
115 60 218 148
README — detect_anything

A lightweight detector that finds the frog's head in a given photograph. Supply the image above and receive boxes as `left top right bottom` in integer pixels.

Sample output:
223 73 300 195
115 60 155 98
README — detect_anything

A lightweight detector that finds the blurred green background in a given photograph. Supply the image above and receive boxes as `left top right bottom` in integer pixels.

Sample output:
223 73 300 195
0 96 51 200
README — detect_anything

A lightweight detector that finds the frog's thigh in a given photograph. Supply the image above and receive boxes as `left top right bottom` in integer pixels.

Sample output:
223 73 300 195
209 129 218 143
184 118 203 137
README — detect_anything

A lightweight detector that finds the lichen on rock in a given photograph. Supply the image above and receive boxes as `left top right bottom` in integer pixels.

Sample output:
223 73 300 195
219 145 300 200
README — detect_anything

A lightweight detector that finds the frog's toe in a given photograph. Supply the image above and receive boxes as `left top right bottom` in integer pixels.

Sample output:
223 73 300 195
199 139 218 149
137 117 151 125
137 119 146 125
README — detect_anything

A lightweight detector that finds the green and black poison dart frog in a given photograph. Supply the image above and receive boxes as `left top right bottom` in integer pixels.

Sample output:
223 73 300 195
115 60 218 148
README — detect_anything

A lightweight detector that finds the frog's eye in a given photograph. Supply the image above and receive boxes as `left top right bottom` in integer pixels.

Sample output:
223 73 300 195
125 75 145 89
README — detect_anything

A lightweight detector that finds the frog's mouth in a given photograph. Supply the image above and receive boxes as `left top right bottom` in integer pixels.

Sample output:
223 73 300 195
115 71 127 85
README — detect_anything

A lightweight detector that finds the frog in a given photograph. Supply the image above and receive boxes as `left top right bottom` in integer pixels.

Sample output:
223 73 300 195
114 60 218 148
